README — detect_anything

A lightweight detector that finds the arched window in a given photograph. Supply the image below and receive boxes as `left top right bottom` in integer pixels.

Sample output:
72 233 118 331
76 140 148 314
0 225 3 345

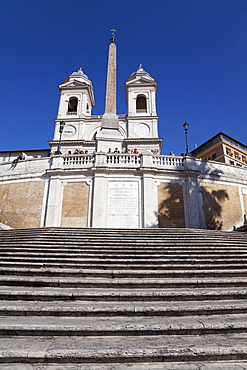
67 97 78 114
136 95 147 113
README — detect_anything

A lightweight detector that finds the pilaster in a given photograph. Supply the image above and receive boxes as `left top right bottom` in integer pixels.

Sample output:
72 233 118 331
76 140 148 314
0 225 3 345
91 174 108 227
183 156 205 229
142 174 159 228
44 177 63 227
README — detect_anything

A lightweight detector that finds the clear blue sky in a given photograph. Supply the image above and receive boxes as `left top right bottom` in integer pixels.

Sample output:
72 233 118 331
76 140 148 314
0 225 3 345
0 0 246 155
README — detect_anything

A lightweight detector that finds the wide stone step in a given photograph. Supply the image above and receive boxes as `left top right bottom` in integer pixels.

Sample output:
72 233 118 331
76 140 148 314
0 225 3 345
0 226 242 233
4 236 245 243
1 242 247 249
0 228 246 238
2 234 246 240
2 261 247 270
1 361 247 369
1 313 247 336
0 286 246 301
1 276 247 288
2 252 247 259
0 236 234 241
1 299 247 317
1 243 247 253
1 266 247 278
0 226 245 235
1 257 247 265
1 334 247 364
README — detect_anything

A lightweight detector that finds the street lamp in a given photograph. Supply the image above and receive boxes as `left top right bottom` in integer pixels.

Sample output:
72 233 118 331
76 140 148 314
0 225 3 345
54 121 65 155
183 122 190 156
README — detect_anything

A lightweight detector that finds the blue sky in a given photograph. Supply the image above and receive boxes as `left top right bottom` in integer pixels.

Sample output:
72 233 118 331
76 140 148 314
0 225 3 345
0 0 246 155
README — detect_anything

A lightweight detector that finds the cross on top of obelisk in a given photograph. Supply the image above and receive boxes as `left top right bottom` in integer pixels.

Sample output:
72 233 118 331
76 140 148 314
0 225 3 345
110 29 116 43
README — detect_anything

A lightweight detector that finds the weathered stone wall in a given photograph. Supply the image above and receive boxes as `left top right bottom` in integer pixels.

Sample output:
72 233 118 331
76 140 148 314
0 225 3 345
0 155 246 230
158 183 185 228
0 181 45 228
201 183 242 230
60 182 89 227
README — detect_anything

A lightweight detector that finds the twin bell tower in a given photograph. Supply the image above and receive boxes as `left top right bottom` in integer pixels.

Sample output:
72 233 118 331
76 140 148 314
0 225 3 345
50 30 162 155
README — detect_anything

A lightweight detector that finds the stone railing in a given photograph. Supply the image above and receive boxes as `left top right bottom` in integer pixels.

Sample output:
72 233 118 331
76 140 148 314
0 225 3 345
152 155 184 167
0 154 185 174
57 153 184 170
106 153 141 166
63 154 94 167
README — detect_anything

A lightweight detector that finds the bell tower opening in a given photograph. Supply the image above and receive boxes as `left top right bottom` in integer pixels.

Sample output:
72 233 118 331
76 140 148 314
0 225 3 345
67 97 78 115
136 94 147 113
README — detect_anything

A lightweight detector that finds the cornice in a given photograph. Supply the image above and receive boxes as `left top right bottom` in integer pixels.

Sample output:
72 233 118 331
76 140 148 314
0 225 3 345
124 138 163 147
48 140 95 147
126 115 158 120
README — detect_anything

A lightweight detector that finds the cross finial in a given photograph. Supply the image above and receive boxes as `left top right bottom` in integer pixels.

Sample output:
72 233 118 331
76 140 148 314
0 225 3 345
110 28 116 43
79 62 84 71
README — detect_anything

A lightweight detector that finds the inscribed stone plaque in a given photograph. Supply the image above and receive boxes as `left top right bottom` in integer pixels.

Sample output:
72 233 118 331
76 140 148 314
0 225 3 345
107 182 139 228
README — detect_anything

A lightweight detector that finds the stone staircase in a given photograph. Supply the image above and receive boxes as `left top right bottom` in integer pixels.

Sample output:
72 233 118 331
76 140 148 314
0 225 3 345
0 227 247 369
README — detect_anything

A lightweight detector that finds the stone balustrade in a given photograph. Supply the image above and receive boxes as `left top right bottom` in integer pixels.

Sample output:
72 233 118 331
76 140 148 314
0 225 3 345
61 153 184 169
0 154 185 177
63 154 94 167
152 155 184 167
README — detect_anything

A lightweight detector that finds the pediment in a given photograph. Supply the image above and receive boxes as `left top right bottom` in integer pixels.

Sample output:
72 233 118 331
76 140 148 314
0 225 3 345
126 75 155 86
59 80 89 89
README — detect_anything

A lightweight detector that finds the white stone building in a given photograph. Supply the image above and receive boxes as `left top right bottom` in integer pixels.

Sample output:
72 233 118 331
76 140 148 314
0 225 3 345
0 36 247 231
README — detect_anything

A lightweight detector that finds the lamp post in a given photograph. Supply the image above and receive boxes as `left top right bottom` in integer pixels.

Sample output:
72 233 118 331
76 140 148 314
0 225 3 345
183 122 190 156
55 121 65 155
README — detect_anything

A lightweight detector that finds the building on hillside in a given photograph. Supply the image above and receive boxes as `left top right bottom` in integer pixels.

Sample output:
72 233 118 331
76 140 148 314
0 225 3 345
0 32 247 231
191 132 247 168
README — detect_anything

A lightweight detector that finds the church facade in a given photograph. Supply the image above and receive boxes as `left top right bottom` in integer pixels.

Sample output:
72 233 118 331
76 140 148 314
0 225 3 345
0 37 247 231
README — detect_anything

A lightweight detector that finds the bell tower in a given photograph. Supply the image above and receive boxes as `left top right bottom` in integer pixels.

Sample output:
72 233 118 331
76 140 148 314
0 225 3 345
125 65 162 153
53 68 95 142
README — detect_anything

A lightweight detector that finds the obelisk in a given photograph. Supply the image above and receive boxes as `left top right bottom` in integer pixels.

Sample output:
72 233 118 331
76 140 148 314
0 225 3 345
104 32 117 118
96 29 123 152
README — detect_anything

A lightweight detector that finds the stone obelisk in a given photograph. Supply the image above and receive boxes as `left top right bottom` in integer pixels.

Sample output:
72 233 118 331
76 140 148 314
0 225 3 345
96 29 123 152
